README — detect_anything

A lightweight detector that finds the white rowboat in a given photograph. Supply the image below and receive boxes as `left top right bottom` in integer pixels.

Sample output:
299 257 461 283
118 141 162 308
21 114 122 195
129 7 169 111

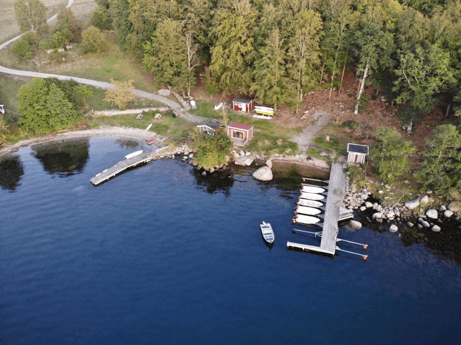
297 199 323 208
292 215 321 225
260 221 275 244
301 185 325 194
295 206 321 216
299 192 325 201
124 150 143 160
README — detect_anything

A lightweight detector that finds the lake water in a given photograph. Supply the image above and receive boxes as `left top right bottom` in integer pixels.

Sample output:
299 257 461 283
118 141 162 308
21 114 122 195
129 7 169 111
1 137 461 345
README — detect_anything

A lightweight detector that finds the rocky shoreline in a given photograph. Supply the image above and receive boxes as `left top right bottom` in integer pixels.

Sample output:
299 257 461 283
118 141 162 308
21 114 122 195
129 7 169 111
344 178 461 233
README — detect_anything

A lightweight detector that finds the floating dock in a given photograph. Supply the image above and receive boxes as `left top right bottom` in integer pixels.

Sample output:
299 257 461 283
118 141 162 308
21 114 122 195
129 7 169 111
90 142 168 186
288 162 348 256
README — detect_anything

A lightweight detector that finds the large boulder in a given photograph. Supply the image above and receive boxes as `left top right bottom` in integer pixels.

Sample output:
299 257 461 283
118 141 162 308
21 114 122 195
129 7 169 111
266 159 272 169
252 166 273 181
349 220 362 230
405 199 420 210
426 209 438 219
420 195 429 204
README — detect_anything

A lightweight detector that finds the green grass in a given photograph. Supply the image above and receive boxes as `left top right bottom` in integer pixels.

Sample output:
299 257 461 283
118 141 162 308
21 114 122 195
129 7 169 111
189 100 223 120
90 111 195 140
0 75 28 112
247 132 298 155
85 87 164 111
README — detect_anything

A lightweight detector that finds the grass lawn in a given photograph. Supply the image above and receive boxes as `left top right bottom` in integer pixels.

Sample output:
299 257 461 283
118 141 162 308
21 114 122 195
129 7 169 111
0 74 28 112
90 111 196 141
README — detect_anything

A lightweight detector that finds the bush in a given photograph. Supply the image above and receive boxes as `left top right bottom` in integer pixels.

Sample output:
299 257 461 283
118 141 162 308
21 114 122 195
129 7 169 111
190 129 233 169
342 120 359 130
81 26 108 53
90 6 112 30
11 39 32 58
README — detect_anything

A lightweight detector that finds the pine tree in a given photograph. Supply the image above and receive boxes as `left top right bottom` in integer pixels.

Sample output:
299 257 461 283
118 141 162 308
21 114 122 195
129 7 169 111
209 0 257 94
251 28 286 111
417 124 461 197
370 127 415 183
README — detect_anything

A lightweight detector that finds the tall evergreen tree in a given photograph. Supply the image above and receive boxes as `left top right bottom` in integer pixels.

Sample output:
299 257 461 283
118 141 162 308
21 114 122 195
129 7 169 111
285 9 323 110
209 0 257 94
251 28 286 111
417 124 461 197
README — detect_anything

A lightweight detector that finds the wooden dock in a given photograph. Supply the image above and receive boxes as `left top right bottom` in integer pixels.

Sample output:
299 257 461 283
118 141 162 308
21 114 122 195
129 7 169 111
288 162 347 256
90 143 168 186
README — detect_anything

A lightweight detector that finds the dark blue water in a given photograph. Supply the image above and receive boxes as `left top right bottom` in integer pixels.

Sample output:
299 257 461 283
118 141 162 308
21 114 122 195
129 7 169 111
1 137 461 345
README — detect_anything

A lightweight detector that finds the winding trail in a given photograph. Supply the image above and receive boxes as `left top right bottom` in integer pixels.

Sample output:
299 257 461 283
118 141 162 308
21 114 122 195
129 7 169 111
0 0 205 124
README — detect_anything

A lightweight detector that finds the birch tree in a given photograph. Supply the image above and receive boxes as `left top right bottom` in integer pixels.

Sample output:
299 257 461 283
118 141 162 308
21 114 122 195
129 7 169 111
353 21 394 114
14 0 47 33
393 43 455 112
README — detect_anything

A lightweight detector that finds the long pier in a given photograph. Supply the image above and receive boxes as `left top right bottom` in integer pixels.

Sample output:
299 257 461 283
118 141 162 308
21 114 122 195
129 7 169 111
288 162 348 256
90 142 168 186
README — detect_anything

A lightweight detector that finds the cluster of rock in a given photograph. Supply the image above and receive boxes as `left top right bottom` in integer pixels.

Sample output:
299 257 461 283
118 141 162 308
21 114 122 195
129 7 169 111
233 150 254 167
345 177 460 233
252 159 273 182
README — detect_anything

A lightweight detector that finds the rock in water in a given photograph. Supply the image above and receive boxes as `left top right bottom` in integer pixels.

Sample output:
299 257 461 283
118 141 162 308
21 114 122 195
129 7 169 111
405 199 420 210
426 209 438 219
252 166 273 181
389 224 398 233
444 210 454 218
432 225 441 232
266 159 272 169
349 220 362 230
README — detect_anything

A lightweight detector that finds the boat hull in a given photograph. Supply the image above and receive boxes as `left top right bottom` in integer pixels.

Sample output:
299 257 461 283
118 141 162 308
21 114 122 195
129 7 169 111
297 199 323 208
301 186 325 194
295 206 321 216
293 215 321 225
299 192 325 201
260 221 275 244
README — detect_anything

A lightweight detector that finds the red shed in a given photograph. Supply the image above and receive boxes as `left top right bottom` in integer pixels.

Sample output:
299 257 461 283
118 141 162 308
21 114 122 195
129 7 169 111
227 123 254 146
232 98 253 112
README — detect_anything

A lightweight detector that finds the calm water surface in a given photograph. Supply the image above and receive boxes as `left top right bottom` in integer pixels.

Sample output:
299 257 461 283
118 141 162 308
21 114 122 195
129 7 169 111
1 138 460 344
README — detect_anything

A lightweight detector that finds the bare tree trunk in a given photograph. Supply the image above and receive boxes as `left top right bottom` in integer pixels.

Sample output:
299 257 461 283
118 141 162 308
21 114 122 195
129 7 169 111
354 62 369 115
338 54 347 96
445 103 451 117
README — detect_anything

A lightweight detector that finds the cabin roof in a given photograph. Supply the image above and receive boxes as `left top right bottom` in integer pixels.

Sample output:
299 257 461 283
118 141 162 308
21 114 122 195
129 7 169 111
228 123 253 131
198 119 221 129
232 98 252 104
347 143 369 154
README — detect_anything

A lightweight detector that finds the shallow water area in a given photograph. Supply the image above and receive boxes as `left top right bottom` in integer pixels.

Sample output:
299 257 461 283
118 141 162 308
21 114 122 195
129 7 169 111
1 137 461 345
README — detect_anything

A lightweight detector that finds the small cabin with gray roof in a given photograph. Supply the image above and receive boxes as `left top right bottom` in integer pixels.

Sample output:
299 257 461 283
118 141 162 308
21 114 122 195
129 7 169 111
347 143 369 164
232 98 253 112
197 119 222 135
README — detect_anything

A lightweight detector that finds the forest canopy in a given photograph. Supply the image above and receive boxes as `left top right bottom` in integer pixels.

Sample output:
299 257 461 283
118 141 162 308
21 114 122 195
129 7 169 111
96 0 461 115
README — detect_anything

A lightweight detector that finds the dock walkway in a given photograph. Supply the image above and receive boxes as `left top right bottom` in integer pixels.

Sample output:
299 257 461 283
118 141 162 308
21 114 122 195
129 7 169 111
288 162 346 256
90 142 168 186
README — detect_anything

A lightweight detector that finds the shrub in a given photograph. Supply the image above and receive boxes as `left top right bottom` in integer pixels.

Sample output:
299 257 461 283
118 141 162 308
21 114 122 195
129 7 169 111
90 6 112 30
81 26 108 53
11 39 32 58
342 120 359 130
190 129 233 169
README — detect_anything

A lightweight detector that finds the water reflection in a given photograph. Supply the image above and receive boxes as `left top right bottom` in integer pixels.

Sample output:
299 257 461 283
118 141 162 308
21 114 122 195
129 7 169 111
32 139 89 177
0 155 24 192
192 168 234 196
116 139 142 149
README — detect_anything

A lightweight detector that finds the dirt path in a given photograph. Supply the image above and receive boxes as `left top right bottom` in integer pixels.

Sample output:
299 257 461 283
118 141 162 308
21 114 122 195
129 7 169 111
290 111 333 152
